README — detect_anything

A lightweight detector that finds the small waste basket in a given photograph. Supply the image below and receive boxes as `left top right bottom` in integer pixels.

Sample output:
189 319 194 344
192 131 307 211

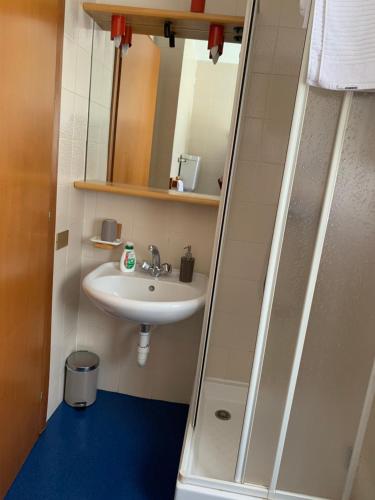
64 351 100 408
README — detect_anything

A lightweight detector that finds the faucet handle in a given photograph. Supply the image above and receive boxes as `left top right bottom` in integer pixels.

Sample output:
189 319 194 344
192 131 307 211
141 261 151 272
161 263 172 274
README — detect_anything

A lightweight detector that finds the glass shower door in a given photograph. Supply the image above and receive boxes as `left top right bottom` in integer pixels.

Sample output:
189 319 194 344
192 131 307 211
242 93 375 498
243 86 343 488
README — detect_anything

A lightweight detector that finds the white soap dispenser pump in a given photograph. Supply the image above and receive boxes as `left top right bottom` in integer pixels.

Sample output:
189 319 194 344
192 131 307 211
120 242 136 273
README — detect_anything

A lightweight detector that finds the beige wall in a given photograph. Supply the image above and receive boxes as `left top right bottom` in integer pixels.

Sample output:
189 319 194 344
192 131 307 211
205 0 306 382
77 193 218 403
190 61 238 196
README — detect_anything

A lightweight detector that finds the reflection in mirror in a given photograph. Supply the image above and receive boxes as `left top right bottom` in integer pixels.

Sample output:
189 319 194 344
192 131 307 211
85 26 241 197
86 25 115 181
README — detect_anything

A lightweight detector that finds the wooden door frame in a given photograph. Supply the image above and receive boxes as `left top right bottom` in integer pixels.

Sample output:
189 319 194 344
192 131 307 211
39 0 65 432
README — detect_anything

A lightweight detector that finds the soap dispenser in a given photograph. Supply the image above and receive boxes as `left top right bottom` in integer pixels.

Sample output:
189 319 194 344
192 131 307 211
179 245 195 283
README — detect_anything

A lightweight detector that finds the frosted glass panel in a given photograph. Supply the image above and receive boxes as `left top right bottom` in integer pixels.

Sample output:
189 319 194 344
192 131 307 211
244 89 343 486
278 94 375 498
351 397 375 500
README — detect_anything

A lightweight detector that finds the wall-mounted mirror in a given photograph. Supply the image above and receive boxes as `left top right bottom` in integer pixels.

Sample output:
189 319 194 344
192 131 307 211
85 19 242 197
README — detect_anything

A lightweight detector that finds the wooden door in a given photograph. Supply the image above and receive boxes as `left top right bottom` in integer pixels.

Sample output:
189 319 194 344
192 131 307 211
0 1 63 496
113 35 160 186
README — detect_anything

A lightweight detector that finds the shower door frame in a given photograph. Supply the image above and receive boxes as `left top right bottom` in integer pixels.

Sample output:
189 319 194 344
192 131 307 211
177 0 375 499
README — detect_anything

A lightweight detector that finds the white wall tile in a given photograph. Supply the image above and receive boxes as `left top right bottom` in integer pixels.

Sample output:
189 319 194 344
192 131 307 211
232 161 284 205
75 47 92 98
76 2 93 51
260 117 291 164
205 345 230 379
59 89 75 141
227 200 277 244
221 240 269 282
215 276 262 316
57 138 73 186
257 0 281 26
252 26 278 74
73 95 89 141
61 36 77 93
266 75 299 123
206 2 307 382
279 0 305 28
48 0 93 418
71 140 87 180
226 348 253 382
211 310 259 352
246 74 270 119
55 184 70 233
272 28 306 76
239 118 263 161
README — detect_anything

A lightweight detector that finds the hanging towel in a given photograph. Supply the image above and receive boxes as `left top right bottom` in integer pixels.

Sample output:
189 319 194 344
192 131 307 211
308 0 375 90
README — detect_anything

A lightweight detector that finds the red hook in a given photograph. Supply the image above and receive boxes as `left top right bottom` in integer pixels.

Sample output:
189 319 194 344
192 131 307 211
208 24 224 64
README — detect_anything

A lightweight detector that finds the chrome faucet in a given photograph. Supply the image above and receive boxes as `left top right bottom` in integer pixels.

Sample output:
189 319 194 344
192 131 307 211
141 245 172 278
149 245 160 269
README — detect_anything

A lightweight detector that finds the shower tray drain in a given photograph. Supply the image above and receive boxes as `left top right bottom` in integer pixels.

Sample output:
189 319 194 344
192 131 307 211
215 409 231 421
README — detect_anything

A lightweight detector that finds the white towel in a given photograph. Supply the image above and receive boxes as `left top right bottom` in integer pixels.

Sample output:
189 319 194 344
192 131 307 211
307 0 375 91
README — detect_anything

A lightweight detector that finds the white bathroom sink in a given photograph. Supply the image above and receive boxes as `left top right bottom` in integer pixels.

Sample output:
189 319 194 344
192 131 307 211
82 262 208 325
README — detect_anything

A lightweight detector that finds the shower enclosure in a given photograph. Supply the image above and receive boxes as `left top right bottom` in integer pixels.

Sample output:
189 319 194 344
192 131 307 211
176 1 375 499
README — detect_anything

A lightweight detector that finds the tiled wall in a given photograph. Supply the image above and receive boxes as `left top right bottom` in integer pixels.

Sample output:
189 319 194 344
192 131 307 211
205 0 307 382
48 0 93 418
77 193 218 403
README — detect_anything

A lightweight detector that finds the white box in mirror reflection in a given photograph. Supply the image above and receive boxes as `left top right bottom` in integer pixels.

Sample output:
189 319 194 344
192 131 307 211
178 154 201 192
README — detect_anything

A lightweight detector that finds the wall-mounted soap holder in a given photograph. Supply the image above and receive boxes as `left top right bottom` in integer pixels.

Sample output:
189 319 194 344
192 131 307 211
90 236 123 250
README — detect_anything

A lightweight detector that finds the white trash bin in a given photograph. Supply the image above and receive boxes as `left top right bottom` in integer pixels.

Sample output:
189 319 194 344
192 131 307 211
64 351 99 408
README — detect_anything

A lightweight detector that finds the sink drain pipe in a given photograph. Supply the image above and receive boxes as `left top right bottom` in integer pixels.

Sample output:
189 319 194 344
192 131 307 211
138 324 151 367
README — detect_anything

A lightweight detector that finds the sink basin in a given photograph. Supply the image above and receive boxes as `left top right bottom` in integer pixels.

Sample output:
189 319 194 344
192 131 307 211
82 262 208 325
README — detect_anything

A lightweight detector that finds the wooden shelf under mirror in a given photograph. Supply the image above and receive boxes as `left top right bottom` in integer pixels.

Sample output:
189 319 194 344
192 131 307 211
83 3 244 42
74 181 221 208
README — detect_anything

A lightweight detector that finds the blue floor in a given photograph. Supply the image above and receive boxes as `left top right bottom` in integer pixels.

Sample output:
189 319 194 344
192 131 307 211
6 391 188 500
